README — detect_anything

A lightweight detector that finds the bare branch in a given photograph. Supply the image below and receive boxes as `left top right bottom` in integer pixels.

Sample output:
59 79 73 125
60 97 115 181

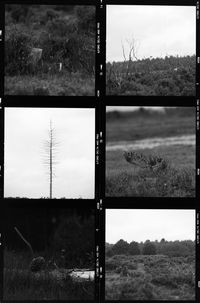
121 40 126 62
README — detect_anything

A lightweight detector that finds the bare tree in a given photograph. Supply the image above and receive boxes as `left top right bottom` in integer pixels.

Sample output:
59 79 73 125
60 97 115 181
43 120 59 199
107 37 140 94
121 37 139 76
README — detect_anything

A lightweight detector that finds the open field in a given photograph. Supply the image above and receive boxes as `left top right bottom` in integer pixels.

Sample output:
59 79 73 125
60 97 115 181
106 108 196 197
105 254 195 300
4 249 94 300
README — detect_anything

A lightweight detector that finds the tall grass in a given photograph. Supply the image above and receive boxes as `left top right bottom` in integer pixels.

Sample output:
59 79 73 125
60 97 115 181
4 249 94 300
106 151 195 197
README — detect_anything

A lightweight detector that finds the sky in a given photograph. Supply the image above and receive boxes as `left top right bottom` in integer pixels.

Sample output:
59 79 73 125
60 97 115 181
4 108 95 199
107 5 196 62
106 209 195 243
106 106 165 112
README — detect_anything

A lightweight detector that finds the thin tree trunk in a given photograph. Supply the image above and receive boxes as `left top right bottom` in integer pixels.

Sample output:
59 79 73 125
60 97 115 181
43 120 58 199
50 121 53 199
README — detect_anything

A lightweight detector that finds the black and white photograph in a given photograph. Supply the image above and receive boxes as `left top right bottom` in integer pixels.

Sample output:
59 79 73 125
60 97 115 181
5 4 95 96
105 209 195 300
106 106 196 197
106 5 196 96
3 206 95 300
4 107 95 199
0 1 199 303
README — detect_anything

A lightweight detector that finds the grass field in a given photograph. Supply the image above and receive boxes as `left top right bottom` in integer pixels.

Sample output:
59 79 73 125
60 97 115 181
106 108 195 197
105 254 195 300
4 249 94 300
5 72 95 96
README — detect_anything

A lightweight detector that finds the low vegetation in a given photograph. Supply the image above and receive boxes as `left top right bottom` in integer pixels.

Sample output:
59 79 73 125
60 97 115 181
106 108 195 197
106 254 195 300
4 250 94 300
4 212 95 300
106 149 195 197
106 55 195 96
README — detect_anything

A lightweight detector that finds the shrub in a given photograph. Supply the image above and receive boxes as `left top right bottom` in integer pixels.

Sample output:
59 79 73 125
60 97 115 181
10 5 29 23
5 25 33 75
75 6 95 33
123 151 170 172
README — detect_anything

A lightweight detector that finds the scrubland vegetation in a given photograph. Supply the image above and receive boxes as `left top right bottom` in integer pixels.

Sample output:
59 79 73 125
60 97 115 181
106 55 195 96
106 108 196 197
106 239 195 300
5 5 95 95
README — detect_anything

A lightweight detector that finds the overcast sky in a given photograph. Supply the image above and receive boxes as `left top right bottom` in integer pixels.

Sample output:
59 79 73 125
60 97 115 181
106 209 195 243
106 106 165 112
107 5 196 62
4 108 95 199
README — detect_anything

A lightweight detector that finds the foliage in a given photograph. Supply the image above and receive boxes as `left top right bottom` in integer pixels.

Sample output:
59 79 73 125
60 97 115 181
5 5 95 95
106 55 195 96
143 241 157 255
75 6 96 33
5 25 33 75
110 239 130 256
105 254 195 300
4 249 94 300
106 165 195 198
106 239 195 258
124 150 170 172
53 214 95 268
129 241 140 255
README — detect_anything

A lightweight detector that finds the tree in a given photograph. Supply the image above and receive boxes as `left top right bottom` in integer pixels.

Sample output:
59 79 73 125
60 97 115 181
129 241 140 255
142 241 157 255
121 37 139 76
112 239 129 255
43 120 58 199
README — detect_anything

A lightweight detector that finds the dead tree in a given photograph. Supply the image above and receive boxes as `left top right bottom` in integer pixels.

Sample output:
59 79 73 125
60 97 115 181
121 37 139 77
43 120 59 199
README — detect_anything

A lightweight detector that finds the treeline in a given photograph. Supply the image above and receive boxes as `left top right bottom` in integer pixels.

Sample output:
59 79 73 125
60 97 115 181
106 239 195 258
5 5 95 75
106 55 195 96
106 107 195 121
107 55 195 74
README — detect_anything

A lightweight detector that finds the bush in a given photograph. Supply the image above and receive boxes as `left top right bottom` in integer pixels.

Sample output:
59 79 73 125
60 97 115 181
10 5 29 23
75 6 95 33
5 25 33 75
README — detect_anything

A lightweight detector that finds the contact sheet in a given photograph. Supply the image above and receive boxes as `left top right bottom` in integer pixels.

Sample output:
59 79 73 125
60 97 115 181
0 0 199 302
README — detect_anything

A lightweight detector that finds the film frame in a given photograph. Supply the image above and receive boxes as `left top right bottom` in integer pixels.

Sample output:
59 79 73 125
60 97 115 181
0 0 199 302
0 0 100 302
99 0 199 302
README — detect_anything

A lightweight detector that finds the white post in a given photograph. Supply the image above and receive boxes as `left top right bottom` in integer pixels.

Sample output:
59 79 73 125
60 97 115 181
59 62 62 72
